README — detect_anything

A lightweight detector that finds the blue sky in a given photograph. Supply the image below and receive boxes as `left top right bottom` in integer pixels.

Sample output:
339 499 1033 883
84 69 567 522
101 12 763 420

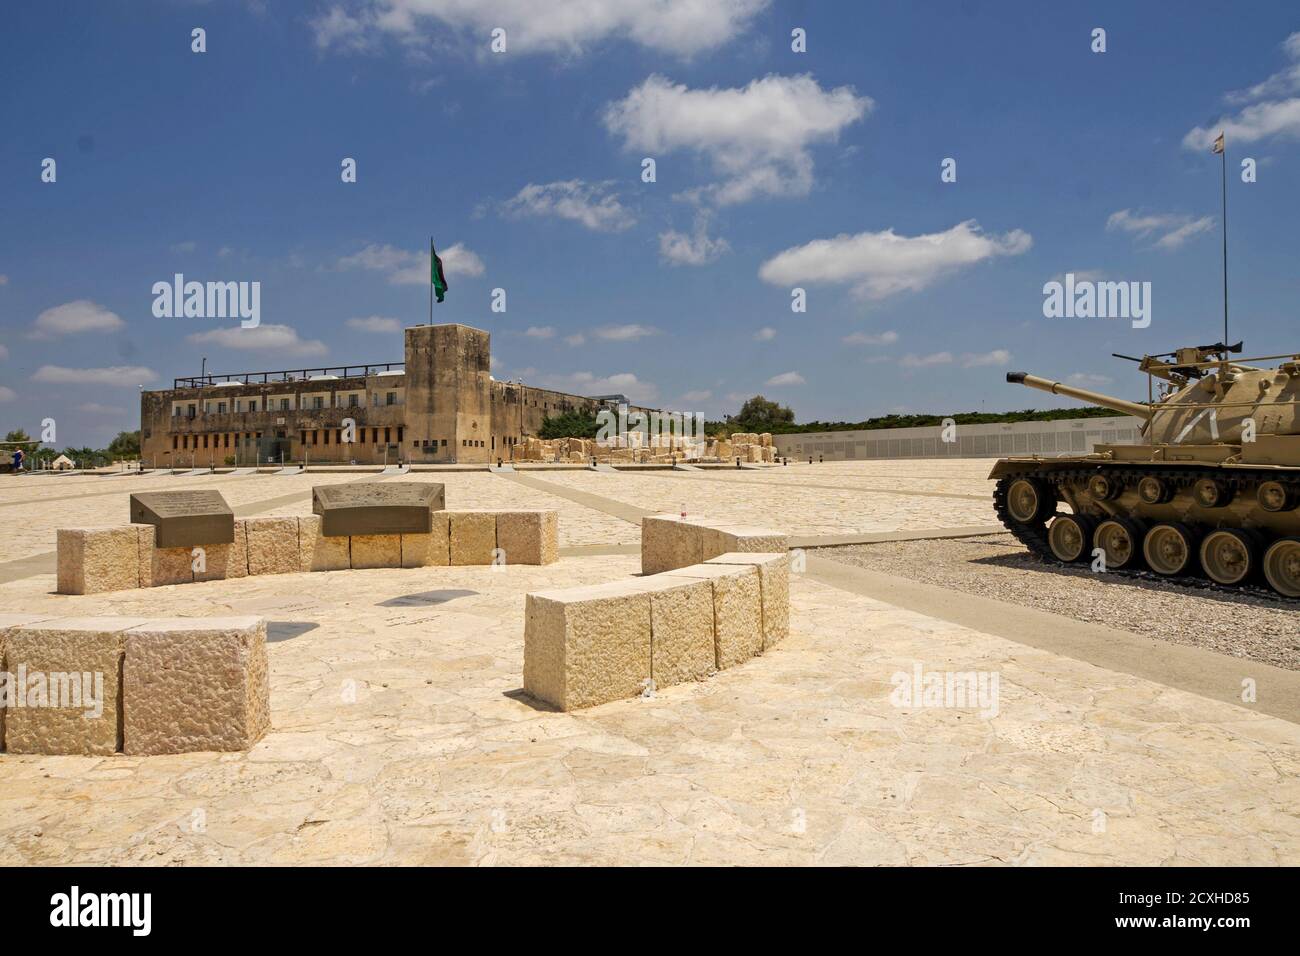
3 0 1300 446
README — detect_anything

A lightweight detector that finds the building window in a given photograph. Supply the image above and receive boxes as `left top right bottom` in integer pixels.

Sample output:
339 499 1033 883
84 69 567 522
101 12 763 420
335 429 342 444
384 427 391 444
385 391 396 406
280 398 290 411
323 430 330 445
397 426 403 443
313 396 323 410
172 436 178 450
441 439 447 447
218 402 227 413
188 404 196 419
300 431 307 445
348 394 359 408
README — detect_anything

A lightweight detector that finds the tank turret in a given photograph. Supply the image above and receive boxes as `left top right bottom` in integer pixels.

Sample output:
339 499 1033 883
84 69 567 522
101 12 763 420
990 344 1300 598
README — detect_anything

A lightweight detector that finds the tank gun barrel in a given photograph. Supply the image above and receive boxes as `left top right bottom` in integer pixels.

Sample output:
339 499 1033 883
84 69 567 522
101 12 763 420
1006 372 1149 419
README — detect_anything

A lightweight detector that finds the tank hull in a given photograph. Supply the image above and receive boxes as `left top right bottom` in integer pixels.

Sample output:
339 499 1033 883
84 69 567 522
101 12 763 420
990 453 1300 597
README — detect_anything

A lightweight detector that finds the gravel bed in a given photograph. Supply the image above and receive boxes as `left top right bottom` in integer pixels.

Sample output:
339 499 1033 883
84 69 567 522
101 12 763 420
821 534 1300 670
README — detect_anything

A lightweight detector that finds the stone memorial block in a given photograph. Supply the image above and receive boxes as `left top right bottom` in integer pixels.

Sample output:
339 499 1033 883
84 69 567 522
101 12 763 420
57 526 142 594
298 515 350 572
662 564 763 669
123 617 270 755
706 553 790 649
129 490 234 549
312 482 445 537
351 534 402 569
496 510 559 565
244 517 301 576
449 511 497 565
401 512 451 568
523 581 652 711
626 576 716 686
4 617 148 755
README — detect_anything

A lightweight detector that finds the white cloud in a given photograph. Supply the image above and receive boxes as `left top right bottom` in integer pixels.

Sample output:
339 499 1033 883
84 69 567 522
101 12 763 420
680 389 712 403
842 330 898 346
346 316 402 333
759 220 1032 300
309 0 769 58
32 365 156 386
0 385 15 402
338 241 485 285
900 352 953 369
1106 209 1214 250
1185 33 1300 148
76 402 127 415
753 327 777 342
593 324 658 341
659 211 729 266
765 371 804 386
170 240 198 253
187 324 328 357
538 370 658 403
961 349 1011 368
564 332 586 347
500 180 635 233
604 74 871 205
29 300 125 339
524 326 555 339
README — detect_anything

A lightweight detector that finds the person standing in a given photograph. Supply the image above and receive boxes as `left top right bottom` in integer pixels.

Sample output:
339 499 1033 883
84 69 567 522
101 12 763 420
11 447 25 473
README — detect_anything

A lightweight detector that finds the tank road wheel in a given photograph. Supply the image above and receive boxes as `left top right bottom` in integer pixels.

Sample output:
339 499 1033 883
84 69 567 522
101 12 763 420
1137 475 1173 505
1047 514 1096 562
1262 538 1300 598
1093 518 1145 570
1087 473 1122 501
1193 478 1232 509
1142 523 1197 576
1006 477 1053 524
1199 529 1260 586
1257 480 1297 513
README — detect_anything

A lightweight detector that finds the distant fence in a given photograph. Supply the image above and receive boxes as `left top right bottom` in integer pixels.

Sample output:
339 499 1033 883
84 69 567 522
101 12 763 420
772 416 1144 461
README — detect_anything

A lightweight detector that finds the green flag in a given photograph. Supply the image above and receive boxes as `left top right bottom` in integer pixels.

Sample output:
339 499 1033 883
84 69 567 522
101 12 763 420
431 241 448 303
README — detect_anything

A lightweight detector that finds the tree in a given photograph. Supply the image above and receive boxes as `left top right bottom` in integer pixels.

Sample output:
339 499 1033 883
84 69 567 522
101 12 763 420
538 410 600 440
729 395 795 432
4 429 33 444
107 430 140 460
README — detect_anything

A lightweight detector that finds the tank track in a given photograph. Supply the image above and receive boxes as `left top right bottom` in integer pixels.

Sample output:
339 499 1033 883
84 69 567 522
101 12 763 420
992 466 1297 602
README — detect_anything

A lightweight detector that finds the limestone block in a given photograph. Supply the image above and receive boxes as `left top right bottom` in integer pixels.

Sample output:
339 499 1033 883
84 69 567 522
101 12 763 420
351 534 402 569
0 614 58 750
298 515 350 572
123 616 270 755
662 564 762 669
746 444 762 463
449 510 497 565
401 511 450 568
151 545 196 587
523 580 652 711
496 510 559 565
4 617 148 755
627 576 716 685
56 526 142 594
196 518 248 581
641 514 703 575
245 517 301 576
706 552 790 650
760 433 773 447
699 524 788 563
134 523 155 587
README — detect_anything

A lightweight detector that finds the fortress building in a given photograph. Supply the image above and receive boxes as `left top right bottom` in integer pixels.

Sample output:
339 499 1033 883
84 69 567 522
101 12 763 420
139 323 651 466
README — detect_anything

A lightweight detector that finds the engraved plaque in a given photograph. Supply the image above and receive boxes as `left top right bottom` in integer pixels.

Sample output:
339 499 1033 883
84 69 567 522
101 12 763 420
130 490 235 549
312 482 445 537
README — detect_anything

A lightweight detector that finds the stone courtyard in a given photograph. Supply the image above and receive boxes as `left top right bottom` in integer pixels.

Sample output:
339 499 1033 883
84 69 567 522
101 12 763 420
1 461 1298 865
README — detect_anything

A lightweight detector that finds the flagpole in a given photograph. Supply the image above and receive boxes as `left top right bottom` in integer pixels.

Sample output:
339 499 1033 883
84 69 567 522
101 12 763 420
429 236 434 326
1220 139 1228 346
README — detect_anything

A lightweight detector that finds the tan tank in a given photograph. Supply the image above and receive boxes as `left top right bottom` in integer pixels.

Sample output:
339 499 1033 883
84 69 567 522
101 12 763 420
990 343 1300 597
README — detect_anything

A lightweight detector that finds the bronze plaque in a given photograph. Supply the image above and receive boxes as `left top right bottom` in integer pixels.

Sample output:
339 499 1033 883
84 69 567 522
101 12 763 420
130 490 235 548
312 482 445 537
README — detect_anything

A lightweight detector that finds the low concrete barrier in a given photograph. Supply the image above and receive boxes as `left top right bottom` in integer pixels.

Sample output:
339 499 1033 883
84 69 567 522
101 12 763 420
0 614 269 755
641 514 788 575
523 552 790 711
54 509 559 594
